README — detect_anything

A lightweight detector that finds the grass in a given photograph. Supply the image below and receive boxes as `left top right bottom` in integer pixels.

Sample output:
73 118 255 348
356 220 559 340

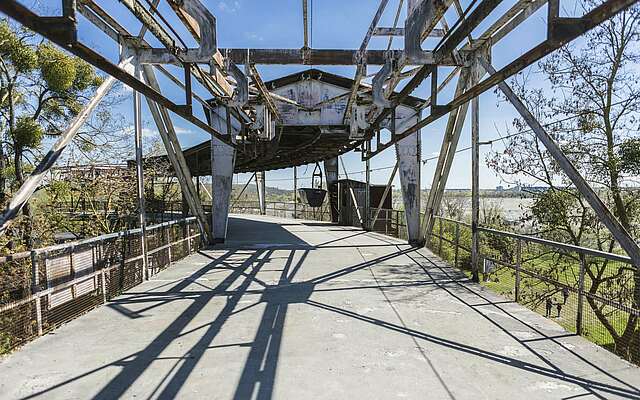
428 219 639 364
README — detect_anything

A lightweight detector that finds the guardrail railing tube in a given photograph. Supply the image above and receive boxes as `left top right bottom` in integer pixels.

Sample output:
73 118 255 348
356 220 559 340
577 257 586 336
30 250 43 337
515 239 521 303
454 222 460 269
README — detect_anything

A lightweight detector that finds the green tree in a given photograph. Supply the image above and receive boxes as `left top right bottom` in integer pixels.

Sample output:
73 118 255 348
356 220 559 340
488 3 640 361
0 20 126 249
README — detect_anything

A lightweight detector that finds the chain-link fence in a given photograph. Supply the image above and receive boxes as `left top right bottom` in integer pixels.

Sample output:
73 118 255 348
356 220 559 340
0 217 201 355
425 216 640 366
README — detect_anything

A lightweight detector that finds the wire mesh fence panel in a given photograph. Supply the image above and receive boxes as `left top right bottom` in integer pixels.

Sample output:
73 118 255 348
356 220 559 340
0 251 38 352
419 216 640 365
478 230 518 301
581 256 639 364
0 218 202 356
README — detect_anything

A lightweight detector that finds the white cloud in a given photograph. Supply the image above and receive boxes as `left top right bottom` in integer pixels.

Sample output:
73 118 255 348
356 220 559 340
245 32 264 42
218 1 241 13
174 126 193 136
142 128 157 137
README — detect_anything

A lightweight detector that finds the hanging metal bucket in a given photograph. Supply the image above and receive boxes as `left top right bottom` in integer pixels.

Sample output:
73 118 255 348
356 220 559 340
298 188 327 208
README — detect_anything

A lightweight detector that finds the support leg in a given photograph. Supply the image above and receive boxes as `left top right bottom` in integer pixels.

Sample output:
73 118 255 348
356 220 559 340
422 68 470 243
133 60 148 280
141 65 213 243
324 158 339 223
365 140 371 230
256 171 266 215
293 166 298 219
395 114 421 245
471 94 480 282
209 105 236 243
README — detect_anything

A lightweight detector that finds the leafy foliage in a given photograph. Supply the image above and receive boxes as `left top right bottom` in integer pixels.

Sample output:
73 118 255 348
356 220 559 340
0 20 128 251
488 4 640 360
13 116 43 149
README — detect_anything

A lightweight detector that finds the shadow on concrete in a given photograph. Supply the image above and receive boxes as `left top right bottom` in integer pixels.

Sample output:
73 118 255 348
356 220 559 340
13 218 640 400
224 216 311 247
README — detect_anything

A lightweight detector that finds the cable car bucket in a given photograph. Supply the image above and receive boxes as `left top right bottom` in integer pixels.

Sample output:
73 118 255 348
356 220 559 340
297 163 327 208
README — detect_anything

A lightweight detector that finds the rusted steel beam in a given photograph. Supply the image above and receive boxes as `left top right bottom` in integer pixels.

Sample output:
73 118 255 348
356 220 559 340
80 0 129 36
303 0 309 48
476 0 546 42
221 48 448 65
367 0 638 158
0 1 235 146
248 64 281 122
344 0 391 123
374 27 446 37
433 0 504 61
117 0 176 51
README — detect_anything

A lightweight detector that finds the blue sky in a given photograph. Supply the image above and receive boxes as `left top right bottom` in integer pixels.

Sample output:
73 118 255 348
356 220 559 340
64 0 558 190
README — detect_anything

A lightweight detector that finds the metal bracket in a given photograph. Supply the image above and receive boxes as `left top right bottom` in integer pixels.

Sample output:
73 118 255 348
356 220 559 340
549 18 589 43
225 59 248 107
35 16 77 45
429 65 448 116
372 54 394 109
349 105 369 139
546 0 589 43
132 0 217 64
404 0 445 64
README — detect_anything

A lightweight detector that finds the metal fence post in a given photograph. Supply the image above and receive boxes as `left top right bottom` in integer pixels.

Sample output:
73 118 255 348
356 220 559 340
186 222 191 254
438 218 443 255
515 239 522 303
385 210 389 236
454 222 460 269
577 257 586 335
293 166 297 219
30 250 43 337
98 238 107 303
167 225 172 268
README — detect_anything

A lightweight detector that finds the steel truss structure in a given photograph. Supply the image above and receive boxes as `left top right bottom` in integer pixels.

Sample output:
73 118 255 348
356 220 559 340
0 0 639 271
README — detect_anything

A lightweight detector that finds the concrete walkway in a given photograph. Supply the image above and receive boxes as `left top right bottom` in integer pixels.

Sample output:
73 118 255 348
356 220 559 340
1 215 639 399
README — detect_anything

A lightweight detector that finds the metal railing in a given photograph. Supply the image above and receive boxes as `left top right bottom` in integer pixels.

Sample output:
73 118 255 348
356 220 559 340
0 217 201 355
426 215 640 365
4 200 637 365
229 201 332 222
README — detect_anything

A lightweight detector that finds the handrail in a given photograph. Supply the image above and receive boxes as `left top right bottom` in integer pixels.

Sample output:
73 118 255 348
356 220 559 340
479 226 633 264
0 217 197 263
432 215 633 264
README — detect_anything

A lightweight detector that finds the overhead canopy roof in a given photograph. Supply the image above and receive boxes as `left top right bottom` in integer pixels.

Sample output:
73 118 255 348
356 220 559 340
170 69 423 175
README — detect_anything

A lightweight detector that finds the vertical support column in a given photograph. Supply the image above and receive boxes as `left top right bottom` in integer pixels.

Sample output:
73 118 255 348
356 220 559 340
209 104 236 243
324 157 339 223
577 257 586 335
395 113 421 245
30 250 42 336
365 140 371 230
515 239 522 302
256 171 266 215
471 92 480 283
454 222 460 268
133 60 148 280
293 166 298 219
